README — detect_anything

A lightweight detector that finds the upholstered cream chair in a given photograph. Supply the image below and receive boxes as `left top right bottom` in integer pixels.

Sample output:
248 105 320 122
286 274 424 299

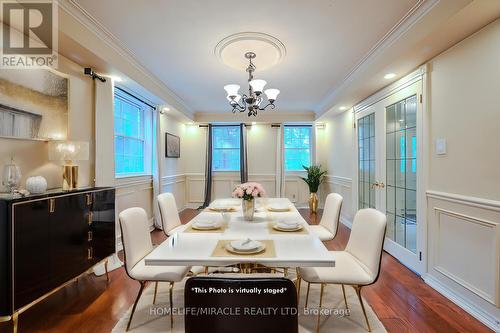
298 208 386 332
309 193 343 241
119 207 191 331
157 192 186 236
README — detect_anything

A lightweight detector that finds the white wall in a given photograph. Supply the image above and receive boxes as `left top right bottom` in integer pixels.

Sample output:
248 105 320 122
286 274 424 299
182 123 312 208
424 19 500 330
316 110 355 222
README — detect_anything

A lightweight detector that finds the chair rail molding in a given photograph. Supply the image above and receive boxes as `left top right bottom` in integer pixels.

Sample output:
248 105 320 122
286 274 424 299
427 190 500 212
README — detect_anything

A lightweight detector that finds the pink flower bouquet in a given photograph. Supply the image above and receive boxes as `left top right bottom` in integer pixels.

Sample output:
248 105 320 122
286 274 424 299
232 182 266 201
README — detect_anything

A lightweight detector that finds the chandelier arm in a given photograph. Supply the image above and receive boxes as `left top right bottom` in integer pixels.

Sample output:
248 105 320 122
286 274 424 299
258 103 276 111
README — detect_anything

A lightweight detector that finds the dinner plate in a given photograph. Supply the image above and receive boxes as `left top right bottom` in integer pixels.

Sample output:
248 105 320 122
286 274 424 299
230 239 262 252
208 205 236 212
273 223 303 232
225 243 266 255
192 220 221 230
276 221 301 230
267 204 291 212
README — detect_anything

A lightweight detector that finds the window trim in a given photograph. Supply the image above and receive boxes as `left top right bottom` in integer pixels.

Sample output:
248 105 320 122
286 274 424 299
114 89 154 178
211 124 241 172
283 124 313 172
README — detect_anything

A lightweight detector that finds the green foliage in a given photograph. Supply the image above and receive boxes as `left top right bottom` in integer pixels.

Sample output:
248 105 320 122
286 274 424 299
300 165 327 193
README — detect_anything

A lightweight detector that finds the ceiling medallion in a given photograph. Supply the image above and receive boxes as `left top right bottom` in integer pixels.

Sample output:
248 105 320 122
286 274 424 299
224 52 279 117
214 32 286 71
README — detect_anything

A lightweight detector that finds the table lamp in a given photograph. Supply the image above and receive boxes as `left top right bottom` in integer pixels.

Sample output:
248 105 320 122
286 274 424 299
49 141 89 191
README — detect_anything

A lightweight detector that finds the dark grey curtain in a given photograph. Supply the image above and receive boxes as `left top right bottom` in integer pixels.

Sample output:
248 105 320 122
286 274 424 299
199 124 213 209
240 123 248 184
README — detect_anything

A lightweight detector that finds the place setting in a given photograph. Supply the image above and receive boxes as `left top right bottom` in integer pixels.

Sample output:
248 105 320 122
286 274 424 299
211 238 276 258
269 219 309 234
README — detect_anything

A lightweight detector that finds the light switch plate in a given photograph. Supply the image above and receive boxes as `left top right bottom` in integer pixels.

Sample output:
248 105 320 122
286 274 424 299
436 138 447 155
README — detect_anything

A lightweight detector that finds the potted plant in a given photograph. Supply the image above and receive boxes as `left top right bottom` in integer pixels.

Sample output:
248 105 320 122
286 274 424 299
232 182 266 221
301 165 327 214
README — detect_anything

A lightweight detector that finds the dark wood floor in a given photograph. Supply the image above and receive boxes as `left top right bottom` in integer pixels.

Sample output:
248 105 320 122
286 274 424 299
1 209 492 333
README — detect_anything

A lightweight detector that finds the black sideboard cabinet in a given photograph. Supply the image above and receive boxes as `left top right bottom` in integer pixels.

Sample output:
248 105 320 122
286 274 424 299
0 187 115 323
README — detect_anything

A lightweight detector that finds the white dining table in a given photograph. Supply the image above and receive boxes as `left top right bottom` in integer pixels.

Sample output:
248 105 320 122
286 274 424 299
144 198 335 268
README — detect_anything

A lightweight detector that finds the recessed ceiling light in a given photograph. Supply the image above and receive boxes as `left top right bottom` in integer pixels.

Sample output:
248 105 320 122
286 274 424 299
384 73 396 80
339 106 348 111
111 76 122 82
251 122 256 125
162 107 170 112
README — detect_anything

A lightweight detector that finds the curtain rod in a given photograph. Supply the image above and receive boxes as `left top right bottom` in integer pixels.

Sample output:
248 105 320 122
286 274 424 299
115 86 156 110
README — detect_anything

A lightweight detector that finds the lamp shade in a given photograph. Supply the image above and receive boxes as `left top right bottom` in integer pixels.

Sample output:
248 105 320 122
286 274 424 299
49 141 89 162
224 84 240 97
264 88 280 101
249 79 267 93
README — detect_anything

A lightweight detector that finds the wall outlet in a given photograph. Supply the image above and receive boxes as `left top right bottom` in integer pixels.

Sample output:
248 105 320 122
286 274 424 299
436 138 447 155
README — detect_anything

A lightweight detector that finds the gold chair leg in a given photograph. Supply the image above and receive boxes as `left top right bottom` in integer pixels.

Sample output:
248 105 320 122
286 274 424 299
126 281 145 331
316 283 325 333
12 312 18 333
204 266 209 275
169 282 174 329
104 259 110 283
341 284 349 309
283 267 288 277
153 282 159 304
305 282 311 308
354 286 371 332
295 268 302 300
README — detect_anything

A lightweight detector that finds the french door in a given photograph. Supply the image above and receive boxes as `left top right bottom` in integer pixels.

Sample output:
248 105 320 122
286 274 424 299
356 80 425 275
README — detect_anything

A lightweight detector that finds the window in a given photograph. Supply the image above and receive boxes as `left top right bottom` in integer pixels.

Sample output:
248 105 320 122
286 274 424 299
114 90 153 176
284 125 312 171
212 126 240 171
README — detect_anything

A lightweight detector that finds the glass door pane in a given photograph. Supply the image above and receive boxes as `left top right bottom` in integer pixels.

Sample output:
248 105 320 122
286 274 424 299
358 113 376 209
385 95 417 253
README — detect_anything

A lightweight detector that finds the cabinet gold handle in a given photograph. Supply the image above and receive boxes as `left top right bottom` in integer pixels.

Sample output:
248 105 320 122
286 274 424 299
88 231 93 242
87 212 93 225
49 199 55 213
87 247 93 260
86 194 92 206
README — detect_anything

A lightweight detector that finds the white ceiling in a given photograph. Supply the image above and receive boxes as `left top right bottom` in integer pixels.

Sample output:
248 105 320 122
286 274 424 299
70 0 421 114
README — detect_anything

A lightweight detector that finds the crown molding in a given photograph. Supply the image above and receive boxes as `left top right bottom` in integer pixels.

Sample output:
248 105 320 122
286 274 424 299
316 0 438 115
58 0 193 117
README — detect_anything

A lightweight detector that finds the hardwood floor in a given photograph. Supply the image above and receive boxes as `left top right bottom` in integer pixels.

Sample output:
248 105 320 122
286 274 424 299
0 209 491 333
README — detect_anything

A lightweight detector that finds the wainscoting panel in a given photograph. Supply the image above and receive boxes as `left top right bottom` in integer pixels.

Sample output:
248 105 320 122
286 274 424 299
321 175 354 223
161 174 187 211
115 176 154 227
425 190 500 331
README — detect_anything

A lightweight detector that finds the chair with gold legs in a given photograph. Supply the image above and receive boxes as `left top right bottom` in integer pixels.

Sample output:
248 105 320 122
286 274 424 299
119 207 191 331
298 208 387 332
308 193 343 241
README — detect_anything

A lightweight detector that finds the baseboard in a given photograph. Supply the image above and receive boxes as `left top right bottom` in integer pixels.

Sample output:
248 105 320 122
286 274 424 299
340 215 352 229
423 274 500 331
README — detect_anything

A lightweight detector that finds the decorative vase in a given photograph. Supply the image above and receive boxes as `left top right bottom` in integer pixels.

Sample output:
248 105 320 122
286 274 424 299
242 198 255 221
2 158 21 194
309 192 319 214
26 176 48 194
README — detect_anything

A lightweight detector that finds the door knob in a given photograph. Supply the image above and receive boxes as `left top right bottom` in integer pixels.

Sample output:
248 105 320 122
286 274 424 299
371 182 385 189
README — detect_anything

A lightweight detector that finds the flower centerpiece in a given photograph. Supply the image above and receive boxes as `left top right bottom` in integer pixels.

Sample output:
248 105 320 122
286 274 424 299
232 182 266 221
300 165 327 214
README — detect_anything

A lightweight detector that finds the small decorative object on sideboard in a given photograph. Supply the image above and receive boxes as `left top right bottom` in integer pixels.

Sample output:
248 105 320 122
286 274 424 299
2 157 21 194
301 165 327 214
25 176 48 194
232 182 266 221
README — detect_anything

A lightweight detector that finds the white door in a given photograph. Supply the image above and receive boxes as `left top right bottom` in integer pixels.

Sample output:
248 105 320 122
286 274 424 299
355 80 425 275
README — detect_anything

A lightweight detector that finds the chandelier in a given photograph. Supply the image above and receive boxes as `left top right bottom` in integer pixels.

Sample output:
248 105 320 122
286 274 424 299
224 52 280 117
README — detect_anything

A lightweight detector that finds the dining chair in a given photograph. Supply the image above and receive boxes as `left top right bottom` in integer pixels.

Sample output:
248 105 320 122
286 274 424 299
184 276 298 333
298 208 386 332
309 193 343 241
119 207 191 331
157 192 186 236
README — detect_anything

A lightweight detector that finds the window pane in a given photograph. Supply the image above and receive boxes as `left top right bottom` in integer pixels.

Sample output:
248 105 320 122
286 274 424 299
284 126 312 171
212 126 241 171
114 93 147 175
